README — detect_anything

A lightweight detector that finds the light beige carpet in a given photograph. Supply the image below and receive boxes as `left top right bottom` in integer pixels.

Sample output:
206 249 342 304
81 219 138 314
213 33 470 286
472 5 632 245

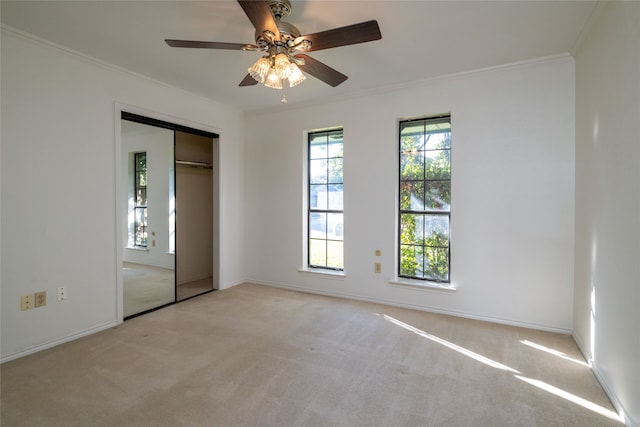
177 276 214 301
123 262 175 317
1 283 621 426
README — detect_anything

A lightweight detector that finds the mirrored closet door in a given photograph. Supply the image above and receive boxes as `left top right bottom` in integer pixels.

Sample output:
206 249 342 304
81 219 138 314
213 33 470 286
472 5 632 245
121 113 218 318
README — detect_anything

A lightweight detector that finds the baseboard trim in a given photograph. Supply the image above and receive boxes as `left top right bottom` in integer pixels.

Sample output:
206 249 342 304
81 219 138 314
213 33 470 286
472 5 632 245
572 333 636 427
219 278 247 290
248 280 572 335
0 321 118 364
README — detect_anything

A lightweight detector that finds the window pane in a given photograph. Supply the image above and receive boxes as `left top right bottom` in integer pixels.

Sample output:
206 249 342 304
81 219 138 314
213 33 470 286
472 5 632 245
400 244 422 277
327 240 344 269
424 215 449 247
137 173 146 188
136 188 147 206
310 159 327 184
400 181 425 211
310 184 328 210
424 247 449 281
400 214 424 244
136 152 146 165
400 122 425 148
424 181 450 211
135 208 147 247
400 151 425 180
135 153 147 186
424 130 451 150
328 158 343 183
425 150 451 180
327 184 343 210
328 213 343 239
309 239 327 266
310 212 327 238
328 136 343 158
309 134 327 159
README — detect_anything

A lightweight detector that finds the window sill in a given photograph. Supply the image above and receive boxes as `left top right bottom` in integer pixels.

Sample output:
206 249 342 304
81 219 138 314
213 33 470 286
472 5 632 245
125 246 149 252
298 268 346 279
389 278 456 294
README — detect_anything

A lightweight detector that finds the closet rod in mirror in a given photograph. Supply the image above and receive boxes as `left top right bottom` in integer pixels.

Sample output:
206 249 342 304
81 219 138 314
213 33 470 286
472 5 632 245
176 160 213 169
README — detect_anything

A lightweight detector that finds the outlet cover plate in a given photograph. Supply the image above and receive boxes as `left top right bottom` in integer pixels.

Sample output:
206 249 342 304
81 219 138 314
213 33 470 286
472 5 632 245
34 291 47 307
21 294 34 311
57 286 67 302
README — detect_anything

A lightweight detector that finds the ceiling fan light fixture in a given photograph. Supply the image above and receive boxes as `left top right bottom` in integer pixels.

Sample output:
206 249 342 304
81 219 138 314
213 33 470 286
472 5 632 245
264 67 283 89
287 65 306 87
248 56 271 83
274 53 293 79
251 52 305 89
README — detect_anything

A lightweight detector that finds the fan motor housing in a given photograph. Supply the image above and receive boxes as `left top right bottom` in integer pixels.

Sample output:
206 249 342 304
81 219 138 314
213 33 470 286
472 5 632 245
255 0 301 47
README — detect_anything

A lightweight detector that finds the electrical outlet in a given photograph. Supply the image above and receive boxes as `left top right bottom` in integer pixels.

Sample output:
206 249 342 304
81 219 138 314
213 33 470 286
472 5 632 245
21 294 34 311
34 291 47 307
57 286 67 302
374 262 382 273
375 249 382 256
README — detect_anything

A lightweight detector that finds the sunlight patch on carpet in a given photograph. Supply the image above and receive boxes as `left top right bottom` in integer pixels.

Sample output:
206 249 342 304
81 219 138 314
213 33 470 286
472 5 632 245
381 314 520 373
520 340 590 367
515 375 624 423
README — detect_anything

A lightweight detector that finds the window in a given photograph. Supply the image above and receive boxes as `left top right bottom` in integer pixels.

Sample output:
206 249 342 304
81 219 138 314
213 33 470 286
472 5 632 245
399 116 451 282
308 129 344 270
134 152 148 248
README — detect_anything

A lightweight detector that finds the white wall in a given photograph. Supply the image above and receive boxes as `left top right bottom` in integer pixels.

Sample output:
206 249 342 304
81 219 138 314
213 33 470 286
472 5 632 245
245 55 576 332
573 2 640 425
0 28 246 361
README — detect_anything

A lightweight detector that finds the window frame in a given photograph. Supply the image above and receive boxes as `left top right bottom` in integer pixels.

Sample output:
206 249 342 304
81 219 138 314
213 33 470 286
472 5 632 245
307 128 344 271
398 115 451 283
133 151 148 248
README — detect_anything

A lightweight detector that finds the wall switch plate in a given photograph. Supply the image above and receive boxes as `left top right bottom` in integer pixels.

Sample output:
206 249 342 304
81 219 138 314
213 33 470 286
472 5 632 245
21 294 34 311
375 249 382 256
34 291 47 307
57 286 67 302
374 262 382 273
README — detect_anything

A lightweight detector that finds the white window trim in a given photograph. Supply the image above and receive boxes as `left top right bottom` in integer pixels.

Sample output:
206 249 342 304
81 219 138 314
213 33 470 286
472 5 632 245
298 267 347 279
303 127 345 272
396 114 452 283
389 277 456 294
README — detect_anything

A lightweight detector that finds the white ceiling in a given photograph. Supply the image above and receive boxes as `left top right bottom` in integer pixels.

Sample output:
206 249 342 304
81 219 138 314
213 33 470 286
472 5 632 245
1 0 597 112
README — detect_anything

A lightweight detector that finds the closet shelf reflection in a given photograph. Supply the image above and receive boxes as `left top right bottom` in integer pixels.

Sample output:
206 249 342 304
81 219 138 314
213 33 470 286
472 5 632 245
176 160 213 169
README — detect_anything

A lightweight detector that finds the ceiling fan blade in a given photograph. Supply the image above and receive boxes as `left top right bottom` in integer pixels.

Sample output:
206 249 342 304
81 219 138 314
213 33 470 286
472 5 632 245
295 20 382 52
165 39 259 50
295 54 348 87
239 74 259 87
237 0 280 40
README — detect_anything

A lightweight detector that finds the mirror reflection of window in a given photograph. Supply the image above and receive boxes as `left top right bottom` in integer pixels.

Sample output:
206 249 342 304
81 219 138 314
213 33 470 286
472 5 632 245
133 152 148 248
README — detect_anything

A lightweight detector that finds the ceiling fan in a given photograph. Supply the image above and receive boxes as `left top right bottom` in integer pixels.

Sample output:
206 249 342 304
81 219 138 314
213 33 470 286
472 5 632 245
165 0 382 90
